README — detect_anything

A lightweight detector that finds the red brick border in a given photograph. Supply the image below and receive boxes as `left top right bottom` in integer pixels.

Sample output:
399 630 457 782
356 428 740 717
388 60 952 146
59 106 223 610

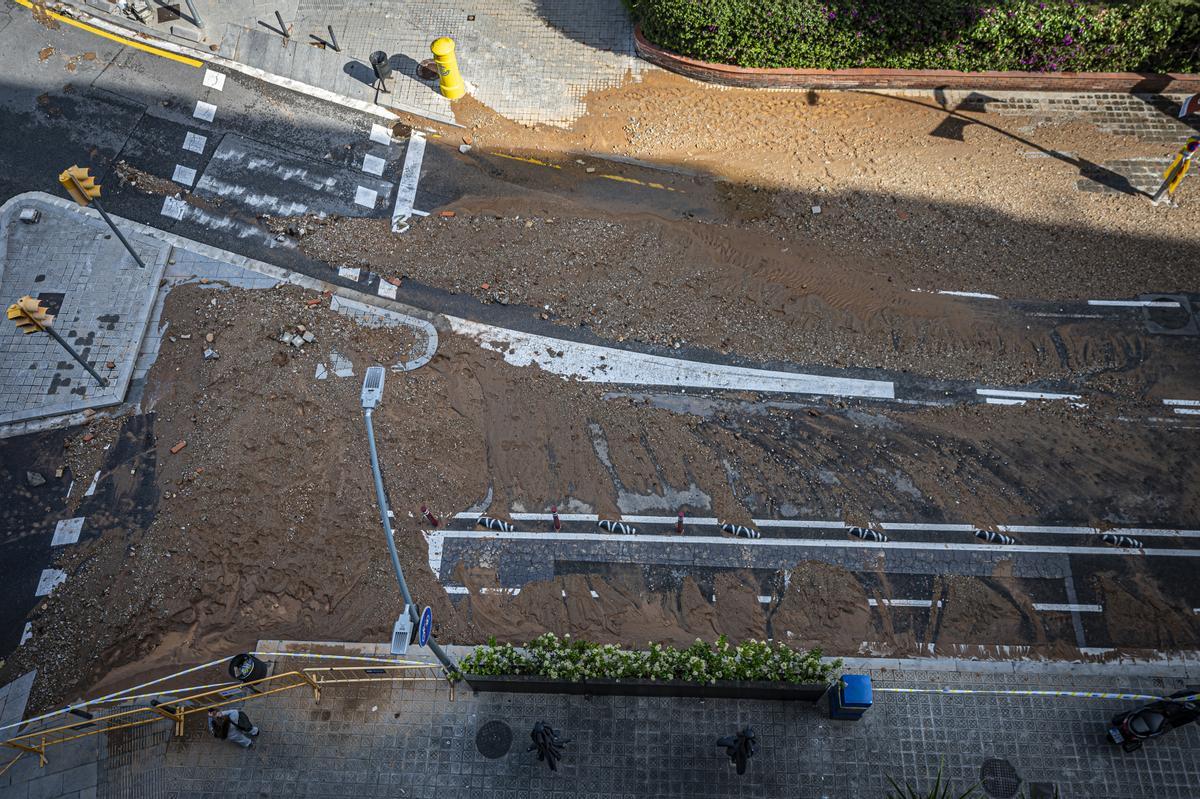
633 27 1200 94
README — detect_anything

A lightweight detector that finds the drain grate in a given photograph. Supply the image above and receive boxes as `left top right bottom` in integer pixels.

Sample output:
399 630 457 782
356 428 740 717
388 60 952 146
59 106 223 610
476 720 513 759
980 758 1022 798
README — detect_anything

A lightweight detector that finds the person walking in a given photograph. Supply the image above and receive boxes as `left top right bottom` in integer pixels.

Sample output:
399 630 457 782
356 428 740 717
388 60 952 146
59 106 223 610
207 707 259 748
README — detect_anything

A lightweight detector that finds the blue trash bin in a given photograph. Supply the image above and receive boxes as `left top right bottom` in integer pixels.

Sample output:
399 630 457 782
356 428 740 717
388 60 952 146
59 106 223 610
829 674 873 720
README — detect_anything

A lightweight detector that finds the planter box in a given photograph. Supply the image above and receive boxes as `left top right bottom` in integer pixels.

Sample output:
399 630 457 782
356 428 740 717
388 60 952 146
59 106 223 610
463 673 830 702
634 26 1200 94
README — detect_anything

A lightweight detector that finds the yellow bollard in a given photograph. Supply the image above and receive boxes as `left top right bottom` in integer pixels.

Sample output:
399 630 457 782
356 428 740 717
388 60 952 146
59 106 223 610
430 37 465 100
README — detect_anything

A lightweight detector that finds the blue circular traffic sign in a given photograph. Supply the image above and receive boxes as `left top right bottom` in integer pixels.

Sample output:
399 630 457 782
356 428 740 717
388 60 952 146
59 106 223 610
418 606 433 647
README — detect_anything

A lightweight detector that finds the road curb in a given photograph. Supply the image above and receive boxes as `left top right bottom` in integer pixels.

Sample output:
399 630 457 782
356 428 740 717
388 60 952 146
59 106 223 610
17 0 458 127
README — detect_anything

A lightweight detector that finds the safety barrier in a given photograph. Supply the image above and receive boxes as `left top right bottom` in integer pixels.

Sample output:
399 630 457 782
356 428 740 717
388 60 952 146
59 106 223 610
0 650 449 774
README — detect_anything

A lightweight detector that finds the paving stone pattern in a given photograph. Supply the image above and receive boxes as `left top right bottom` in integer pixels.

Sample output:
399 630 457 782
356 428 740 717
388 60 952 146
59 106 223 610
0 199 167 426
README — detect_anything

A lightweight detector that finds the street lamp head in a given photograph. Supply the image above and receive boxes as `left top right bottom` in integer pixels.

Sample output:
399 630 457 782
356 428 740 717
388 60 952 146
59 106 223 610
361 366 386 409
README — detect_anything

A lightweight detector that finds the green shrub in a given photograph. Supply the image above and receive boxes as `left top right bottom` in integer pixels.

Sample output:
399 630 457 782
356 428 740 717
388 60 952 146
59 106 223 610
458 633 840 684
628 0 1200 73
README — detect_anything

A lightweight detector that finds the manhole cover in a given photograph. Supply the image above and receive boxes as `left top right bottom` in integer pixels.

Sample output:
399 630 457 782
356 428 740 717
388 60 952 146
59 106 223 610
475 720 513 759
980 758 1021 798
1142 295 1198 336
417 59 439 80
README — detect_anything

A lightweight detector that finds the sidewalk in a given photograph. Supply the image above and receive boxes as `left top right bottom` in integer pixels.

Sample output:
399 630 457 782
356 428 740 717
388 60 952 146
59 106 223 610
63 0 644 126
3 642 1200 798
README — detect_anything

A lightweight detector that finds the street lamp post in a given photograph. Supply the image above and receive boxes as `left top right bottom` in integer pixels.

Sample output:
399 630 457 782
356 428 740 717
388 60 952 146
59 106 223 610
360 366 458 675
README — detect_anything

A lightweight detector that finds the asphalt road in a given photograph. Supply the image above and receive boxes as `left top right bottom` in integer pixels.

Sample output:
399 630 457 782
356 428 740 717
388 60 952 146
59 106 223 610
1 5 1199 665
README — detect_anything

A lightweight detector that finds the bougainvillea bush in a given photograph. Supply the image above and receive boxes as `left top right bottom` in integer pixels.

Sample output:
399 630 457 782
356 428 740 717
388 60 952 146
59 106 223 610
458 633 839 684
628 0 1200 73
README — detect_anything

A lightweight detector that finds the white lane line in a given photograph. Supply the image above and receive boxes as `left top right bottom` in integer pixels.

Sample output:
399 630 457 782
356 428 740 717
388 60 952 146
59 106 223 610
937 291 1000 300
1028 312 1105 319
202 69 226 91
1175 409 1200 416
193 101 217 122
19 622 32 646
986 398 1026 406
1032 603 1103 613
338 266 362 281
370 123 393 146
757 595 772 604
1088 299 1180 308
426 529 1200 557
444 586 469 594
51 517 84 547
449 318 896 399
589 590 600 599
353 186 379 208
182 131 207 154
1164 399 1200 406
35 569 67 597
84 470 100 497
392 130 426 232
361 154 386 176
377 281 398 300
161 196 187 221
868 598 942 608
172 164 197 187
452 512 1200 538
978 388 1082 401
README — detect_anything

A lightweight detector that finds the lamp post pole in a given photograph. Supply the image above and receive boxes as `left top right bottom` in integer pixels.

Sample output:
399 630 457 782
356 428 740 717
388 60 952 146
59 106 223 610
361 367 458 675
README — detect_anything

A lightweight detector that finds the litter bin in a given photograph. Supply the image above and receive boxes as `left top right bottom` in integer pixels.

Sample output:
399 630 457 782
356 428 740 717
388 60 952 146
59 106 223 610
228 653 268 683
369 51 392 82
829 674 872 720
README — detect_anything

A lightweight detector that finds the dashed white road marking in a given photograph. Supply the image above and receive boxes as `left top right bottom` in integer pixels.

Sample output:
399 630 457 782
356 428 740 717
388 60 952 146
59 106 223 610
977 388 1082 401
1032 603 1103 613
377 281 398 300
427 529 1200 557
757 595 772 604
370 123 393 146
338 266 362 281
19 622 32 646
84 470 100 497
937 291 1000 300
35 569 67 597
868 598 943 608
354 186 378 208
172 164 197 187
392 130 426 232
986 398 1026 406
182 131 207 154
202 69 226 91
1164 399 1200 416
161 196 187 221
51 517 84 547
444 586 468 594
1174 409 1200 416
589 590 600 599
193 101 217 122
1165 399 1200 406
1088 299 1180 308
361 154 386 176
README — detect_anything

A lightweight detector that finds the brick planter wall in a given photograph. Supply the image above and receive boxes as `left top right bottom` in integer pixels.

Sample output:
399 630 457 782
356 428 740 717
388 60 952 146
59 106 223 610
633 27 1200 94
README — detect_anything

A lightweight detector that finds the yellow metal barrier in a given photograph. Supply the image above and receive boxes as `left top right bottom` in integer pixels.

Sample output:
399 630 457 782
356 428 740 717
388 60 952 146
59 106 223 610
1 654 448 770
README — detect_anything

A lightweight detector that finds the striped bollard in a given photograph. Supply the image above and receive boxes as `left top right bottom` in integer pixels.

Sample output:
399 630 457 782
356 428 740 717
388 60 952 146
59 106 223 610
848 527 888 543
974 530 1014 545
721 522 760 539
477 516 514 533
1102 533 1144 549
551 505 561 531
598 520 638 535
676 512 684 534
420 505 440 527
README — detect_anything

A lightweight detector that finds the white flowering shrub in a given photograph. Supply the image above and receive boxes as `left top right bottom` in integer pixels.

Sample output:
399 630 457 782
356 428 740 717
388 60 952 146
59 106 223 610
458 634 839 685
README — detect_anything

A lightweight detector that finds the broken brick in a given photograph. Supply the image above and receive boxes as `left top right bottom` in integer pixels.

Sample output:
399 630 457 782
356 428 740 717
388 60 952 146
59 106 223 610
170 440 187 454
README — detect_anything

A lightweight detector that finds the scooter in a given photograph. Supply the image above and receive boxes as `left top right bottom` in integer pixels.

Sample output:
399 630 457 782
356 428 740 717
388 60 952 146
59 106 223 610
1108 688 1200 751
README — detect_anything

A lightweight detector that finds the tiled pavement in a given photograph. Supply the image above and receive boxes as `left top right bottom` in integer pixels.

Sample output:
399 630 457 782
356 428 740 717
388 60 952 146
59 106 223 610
0 197 167 426
3 643 1200 798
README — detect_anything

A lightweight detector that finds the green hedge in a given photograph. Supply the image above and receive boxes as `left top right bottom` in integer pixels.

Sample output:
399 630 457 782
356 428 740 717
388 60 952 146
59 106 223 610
458 633 840 684
628 0 1200 73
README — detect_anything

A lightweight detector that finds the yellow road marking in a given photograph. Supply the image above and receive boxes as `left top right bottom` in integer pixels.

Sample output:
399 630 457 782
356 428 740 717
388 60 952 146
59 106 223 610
15 0 203 67
493 152 561 169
